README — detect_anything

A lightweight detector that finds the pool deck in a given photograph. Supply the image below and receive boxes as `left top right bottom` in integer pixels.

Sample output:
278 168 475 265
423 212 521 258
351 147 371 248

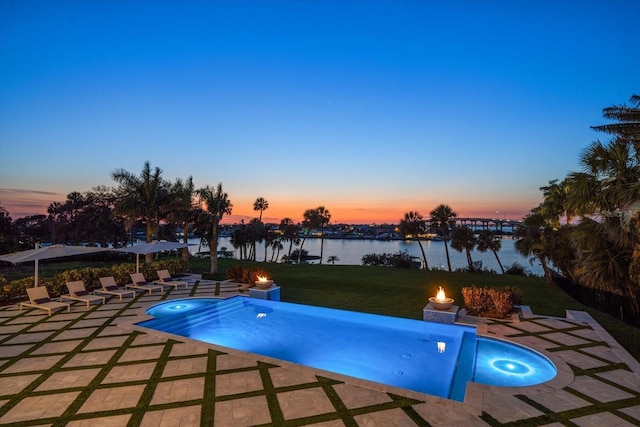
0 275 639 426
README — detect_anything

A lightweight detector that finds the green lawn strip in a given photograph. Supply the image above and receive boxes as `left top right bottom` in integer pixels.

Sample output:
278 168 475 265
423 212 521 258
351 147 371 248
200 348 222 425
188 280 200 296
256 361 286 425
126 340 177 426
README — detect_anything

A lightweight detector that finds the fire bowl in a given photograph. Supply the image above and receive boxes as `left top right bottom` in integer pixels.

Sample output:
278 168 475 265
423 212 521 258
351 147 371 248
255 279 274 289
428 297 455 310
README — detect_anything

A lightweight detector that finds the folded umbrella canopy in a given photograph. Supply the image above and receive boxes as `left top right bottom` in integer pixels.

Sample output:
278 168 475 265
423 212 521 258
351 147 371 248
0 244 110 287
116 241 192 273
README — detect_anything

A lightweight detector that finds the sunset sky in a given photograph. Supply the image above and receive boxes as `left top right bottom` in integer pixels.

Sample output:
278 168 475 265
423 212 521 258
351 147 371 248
1 1 638 224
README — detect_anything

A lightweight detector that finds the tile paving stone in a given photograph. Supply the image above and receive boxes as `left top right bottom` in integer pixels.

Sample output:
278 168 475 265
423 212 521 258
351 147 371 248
354 407 425 427
97 325 131 336
35 367 102 391
6 313 48 324
509 320 553 333
0 343 34 357
269 366 322 388
52 328 95 340
71 318 113 328
150 377 205 404
216 353 260 370
513 334 564 350
539 423 571 427
0 373 41 396
556 349 610 370
0 323 31 334
413 403 491 426
2 354 65 374
27 320 73 332
118 344 165 362
569 328 604 341
63 349 118 368
485 324 522 336
482 393 545 423
524 388 592 412
299 420 345 427
4 330 56 344
130 333 170 346
101 361 157 384
214 370 264 396
84 310 120 319
82 335 129 351
570 375 635 402
581 345 625 363
140 405 201 427
214 395 271 426
571 411 638 427
278 387 337 420
543 332 592 346
67 413 132 426
333 383 394 408
169 342 209 357
620 404 640 422
31 339 84 355
0 390 80 423
536 318 581 330
596 369 640 393
76 384 146 413
162 356 208 377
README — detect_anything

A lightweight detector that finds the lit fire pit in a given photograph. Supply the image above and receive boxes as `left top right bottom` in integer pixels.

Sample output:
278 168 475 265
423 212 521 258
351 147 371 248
255 276 274 290
428 287 454 310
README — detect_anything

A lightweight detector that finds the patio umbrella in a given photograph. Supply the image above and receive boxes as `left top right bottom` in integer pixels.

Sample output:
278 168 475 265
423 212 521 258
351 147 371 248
116 241 192 272
0 244 110 286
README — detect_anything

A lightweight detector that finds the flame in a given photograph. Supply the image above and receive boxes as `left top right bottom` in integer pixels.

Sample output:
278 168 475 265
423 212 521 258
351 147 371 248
437 341 446 353
436 287 446 302
257 275 269 282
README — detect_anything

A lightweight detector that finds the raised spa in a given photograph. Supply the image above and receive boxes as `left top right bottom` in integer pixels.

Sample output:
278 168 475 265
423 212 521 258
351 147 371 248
139 297 556 401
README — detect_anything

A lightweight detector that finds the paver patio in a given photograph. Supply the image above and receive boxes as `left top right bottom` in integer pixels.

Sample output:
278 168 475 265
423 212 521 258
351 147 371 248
1 274 639 426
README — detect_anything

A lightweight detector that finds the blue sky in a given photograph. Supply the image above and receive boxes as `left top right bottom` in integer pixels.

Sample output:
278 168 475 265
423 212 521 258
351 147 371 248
1 0 638 224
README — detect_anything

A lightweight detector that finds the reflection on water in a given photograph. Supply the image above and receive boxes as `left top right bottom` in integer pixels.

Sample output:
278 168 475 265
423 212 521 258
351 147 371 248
189 236 543 276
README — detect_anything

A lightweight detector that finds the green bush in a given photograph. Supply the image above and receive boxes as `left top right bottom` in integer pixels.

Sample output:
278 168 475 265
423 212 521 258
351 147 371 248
462 285 522 319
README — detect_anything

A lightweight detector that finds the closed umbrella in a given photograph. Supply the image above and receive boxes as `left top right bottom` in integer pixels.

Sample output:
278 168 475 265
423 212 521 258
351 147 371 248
0 244 110 286
116 241 192 272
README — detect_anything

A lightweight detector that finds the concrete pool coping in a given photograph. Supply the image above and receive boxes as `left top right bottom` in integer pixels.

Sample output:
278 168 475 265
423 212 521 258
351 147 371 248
1 274 639 426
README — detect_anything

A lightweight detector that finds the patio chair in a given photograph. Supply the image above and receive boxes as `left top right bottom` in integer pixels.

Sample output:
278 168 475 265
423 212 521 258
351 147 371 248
20 286 71 316
126 272 164 295
97 276 136 300
153 269 188 289
60 280 106 307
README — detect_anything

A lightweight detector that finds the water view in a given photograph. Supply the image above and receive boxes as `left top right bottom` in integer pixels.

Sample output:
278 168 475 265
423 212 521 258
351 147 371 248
189 236 543 276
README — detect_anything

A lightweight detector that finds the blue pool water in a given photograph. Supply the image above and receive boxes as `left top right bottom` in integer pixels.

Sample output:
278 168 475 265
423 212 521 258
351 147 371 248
139 297 557 401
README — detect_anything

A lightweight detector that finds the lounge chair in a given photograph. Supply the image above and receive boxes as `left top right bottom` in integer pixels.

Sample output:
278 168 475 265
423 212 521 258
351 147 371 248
153 269 188 289
97 276 136 300
20 286 71 316
60 280 106 307
126 272 164 295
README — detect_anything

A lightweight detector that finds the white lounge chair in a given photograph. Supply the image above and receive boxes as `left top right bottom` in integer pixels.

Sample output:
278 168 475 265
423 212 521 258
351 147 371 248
20 286 71 316
153 269 188 289
60 280 106 307
97 276 136 300
126 272 163 295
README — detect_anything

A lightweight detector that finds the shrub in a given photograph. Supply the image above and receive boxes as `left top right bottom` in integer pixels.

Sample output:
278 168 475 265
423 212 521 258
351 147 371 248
462 285 522 319
505 263 530 276
361 250 417 268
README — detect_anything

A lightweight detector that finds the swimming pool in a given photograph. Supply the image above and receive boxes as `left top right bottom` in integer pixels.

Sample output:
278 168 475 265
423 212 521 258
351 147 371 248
139 297 557 401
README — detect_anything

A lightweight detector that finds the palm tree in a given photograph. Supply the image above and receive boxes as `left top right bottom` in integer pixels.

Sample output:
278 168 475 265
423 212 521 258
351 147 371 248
514 212 555 284
167 176 196 264
429 204 457 271
196 183 232 274
298 208 321 264
590 94 640 149
476 230 504 273
111 161 168 263
280 217 300 257
398 211 428 269
316 206 331 264
253 197 269 221
450 226 477 270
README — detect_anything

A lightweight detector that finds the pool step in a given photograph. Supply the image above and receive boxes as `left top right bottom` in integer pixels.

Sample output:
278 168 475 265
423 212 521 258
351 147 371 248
144 298 248 334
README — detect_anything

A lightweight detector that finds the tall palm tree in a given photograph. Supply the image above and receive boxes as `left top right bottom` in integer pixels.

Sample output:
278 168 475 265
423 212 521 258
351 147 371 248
591 94 640 149
476 230 504 273
514 212 555 284
429 204 457 271
196 183 232 274
298 208 320 264
253 197 269 221
316 206 331 264
450 226 477 270
111 162 167 263
167 176 196 264
280 217 300 257
398 211 428 269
